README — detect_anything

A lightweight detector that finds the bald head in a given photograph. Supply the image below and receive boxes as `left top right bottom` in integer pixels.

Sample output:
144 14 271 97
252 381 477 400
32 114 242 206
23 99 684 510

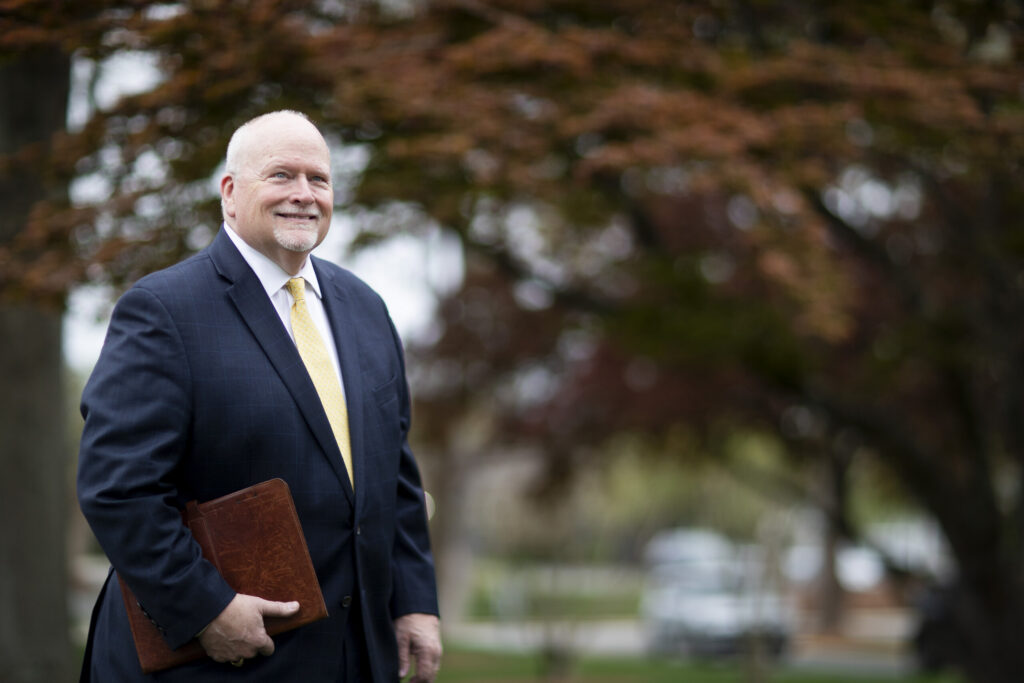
225 110 328 177
219 110 334 274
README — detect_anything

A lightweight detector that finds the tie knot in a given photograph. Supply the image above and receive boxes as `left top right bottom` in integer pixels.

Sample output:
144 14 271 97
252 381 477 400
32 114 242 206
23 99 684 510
286 277 306 303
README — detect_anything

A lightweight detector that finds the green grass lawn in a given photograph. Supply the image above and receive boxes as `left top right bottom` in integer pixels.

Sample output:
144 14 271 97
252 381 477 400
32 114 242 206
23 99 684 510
435 646 966 683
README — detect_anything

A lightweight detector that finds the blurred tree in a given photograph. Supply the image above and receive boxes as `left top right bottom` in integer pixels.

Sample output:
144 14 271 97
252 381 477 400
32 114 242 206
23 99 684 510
0 44 74 682
4 2 1024 681
333 6 1024 680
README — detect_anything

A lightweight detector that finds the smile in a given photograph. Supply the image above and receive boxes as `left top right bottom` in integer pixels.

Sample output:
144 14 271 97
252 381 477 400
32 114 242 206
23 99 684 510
275 212 319 220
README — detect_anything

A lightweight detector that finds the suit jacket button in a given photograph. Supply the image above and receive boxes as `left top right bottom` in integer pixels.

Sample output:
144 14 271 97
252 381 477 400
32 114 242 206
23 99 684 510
342 595 352 608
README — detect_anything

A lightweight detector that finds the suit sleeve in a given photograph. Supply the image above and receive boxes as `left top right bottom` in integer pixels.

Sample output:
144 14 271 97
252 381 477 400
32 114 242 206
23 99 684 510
386 316 441 619
77 285 235 649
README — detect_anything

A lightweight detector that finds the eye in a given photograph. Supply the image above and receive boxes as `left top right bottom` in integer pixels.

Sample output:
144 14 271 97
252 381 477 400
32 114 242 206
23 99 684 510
271 171 289 179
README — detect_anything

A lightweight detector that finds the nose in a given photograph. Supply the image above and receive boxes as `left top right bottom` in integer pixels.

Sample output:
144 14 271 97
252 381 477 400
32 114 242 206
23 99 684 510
290 175 314 204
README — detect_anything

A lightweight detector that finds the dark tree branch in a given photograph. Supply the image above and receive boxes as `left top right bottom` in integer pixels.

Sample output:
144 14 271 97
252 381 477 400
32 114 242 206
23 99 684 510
721 451 922 584
803 186 924 313
436 0 538 31
802 380 1003 564
732 0 769 53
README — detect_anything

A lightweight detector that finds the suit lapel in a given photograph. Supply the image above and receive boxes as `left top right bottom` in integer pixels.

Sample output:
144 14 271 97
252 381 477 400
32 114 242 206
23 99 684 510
313 258 367 514
208 231 355 505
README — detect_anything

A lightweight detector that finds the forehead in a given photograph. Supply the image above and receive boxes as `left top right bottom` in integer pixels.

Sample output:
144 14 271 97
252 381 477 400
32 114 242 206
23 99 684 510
255 142 331 174
239 119 330 173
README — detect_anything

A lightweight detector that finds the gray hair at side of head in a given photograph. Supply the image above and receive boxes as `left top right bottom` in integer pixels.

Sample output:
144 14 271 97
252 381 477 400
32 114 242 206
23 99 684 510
224 109 314 176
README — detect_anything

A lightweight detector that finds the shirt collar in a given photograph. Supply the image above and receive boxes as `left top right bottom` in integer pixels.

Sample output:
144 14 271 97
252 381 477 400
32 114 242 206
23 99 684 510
222 223 323 300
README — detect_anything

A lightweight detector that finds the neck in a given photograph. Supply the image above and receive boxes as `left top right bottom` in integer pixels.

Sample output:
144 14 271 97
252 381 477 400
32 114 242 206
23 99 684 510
277 253 309 277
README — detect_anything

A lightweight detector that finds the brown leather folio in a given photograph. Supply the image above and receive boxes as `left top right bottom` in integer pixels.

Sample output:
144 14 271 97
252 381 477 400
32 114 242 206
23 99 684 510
118 478 328 673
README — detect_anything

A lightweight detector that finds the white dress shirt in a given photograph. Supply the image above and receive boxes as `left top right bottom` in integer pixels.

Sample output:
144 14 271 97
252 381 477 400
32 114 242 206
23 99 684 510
223 223 345 399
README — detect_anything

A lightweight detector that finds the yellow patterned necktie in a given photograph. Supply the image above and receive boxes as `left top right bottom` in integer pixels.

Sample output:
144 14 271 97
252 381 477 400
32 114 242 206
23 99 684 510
286 277 354 488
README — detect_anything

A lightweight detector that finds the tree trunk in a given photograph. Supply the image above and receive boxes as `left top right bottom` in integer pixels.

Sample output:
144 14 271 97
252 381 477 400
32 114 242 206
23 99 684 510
943 531 1024 683
816 446 850 634
0 47 74 682
429 445 476 627
426 403 496 627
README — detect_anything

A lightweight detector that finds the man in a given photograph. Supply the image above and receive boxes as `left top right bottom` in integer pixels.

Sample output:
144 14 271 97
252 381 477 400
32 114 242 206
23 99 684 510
77 111 442 682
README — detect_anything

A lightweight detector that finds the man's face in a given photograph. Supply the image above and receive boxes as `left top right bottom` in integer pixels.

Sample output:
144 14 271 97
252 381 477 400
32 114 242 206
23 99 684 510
221 117 333 272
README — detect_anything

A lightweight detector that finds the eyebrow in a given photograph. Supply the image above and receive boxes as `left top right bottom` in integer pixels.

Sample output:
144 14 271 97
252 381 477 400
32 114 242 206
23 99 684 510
259 162 331 179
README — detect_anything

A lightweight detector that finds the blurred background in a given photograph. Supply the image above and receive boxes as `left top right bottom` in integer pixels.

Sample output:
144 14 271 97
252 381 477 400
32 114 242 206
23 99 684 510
2 1 1023 681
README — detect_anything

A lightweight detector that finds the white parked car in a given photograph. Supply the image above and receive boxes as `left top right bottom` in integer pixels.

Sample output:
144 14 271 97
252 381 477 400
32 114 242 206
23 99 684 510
641 529 795 658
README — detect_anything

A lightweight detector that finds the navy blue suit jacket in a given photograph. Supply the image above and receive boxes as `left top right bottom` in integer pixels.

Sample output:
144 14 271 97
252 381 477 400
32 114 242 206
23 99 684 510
77 229 438 681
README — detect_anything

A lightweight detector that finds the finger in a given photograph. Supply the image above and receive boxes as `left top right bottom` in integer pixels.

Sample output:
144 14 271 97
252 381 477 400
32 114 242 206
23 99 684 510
412 647 441 683
396 627 411 678
257 599 301 617
256 634 276 657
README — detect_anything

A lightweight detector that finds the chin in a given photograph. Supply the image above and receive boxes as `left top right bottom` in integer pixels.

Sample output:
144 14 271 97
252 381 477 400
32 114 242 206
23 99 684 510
274 226 322 253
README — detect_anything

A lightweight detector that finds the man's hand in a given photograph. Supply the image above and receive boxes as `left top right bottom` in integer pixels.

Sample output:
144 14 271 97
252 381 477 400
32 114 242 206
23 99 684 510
197 593 300 663
395 613 442 682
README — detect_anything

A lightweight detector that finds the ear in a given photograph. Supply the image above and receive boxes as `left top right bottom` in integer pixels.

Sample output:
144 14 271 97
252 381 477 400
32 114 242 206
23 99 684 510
220 174 237 218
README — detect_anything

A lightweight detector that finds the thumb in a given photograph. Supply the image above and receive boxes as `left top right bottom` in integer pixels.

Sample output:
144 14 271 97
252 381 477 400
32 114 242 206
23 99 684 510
257 599 301 618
